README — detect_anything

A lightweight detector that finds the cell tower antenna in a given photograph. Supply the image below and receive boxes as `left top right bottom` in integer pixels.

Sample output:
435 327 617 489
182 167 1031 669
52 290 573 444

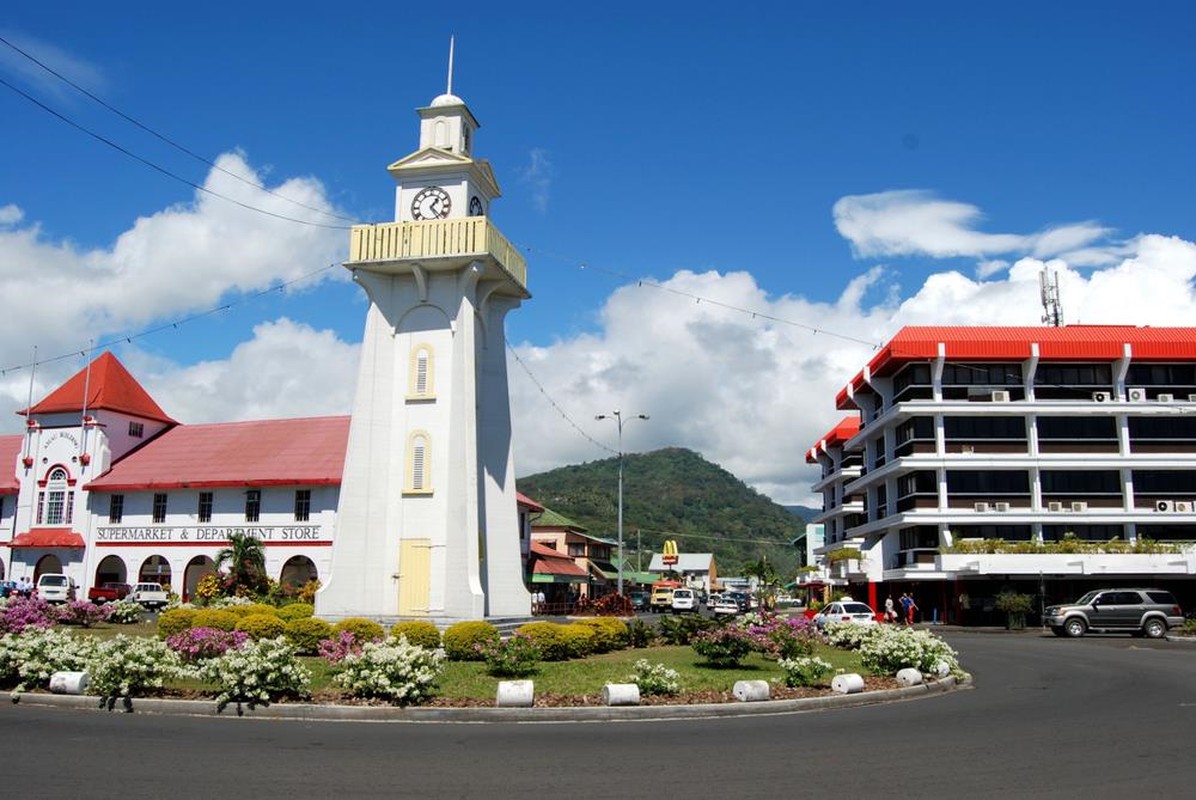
1040 267 1063 327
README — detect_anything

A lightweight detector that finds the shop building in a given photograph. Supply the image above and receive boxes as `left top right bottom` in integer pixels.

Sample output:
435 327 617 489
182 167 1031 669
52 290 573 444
806 325 1196 622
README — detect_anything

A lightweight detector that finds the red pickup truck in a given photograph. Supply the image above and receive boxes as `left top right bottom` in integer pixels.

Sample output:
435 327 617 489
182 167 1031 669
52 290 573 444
87 582 131 604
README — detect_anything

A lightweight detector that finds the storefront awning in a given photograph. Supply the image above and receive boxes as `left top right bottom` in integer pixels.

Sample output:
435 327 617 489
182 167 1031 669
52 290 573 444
589 560 619 580
9 528 86 548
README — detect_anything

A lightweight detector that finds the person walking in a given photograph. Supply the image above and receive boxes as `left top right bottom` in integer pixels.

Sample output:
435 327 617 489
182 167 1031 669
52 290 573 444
899 593 912 625
884 595 896 623
906 593 919 626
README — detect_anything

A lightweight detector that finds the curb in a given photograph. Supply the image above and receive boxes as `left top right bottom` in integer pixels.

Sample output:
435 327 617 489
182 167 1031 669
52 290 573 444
9 676 969 724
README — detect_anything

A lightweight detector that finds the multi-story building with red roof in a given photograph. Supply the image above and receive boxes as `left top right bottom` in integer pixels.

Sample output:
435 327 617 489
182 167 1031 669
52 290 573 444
806 325 1196 625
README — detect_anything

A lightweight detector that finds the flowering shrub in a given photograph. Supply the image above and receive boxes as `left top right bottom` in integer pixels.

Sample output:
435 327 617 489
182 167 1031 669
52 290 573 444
192 609 239 632
57 601 111 628
235 613 286 641
166 627 250 663
691 625 755 667
0 627 98 692
740 613 817 659
333 617 385 644
857 627 961 676
210 594 253 608
332 636 445 705
318 630 362 664
822 622 880 650
476 632 540 677
629 659 680 696
105 599 146 624
87 635 183 702
157 608 198 638
0 596 60 634
296 579 321 605
573 617 628 653
390 621 442 649
572 593 633 617
276 603 315 622
199 636 310 712
777 656 833 687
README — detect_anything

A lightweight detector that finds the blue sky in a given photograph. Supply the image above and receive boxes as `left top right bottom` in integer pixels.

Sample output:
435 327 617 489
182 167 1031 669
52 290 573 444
3 2 1196 502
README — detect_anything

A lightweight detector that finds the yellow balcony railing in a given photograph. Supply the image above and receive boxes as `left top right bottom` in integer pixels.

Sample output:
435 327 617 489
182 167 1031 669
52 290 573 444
348 218 527 289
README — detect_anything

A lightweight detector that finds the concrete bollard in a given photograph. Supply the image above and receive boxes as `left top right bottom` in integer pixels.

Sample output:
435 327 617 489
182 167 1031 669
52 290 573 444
896 668 923 687
933 660 952 678
732 680 771 702
495 680 534 707
50 671 89 695
831 673 865 694
602 683 641 706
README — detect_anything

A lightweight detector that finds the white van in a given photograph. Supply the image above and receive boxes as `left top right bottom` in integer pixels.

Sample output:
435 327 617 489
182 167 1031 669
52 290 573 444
36 573 76 603
671 588 698 614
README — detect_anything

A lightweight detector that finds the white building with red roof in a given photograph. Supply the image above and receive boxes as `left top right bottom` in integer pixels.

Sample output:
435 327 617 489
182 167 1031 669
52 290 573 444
807 325 1196 625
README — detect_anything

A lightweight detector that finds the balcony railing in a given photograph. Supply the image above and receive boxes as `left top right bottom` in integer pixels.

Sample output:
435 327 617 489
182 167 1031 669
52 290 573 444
348 218 527 290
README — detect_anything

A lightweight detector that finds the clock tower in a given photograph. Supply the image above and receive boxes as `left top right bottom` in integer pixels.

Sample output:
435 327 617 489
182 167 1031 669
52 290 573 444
317 72 531 621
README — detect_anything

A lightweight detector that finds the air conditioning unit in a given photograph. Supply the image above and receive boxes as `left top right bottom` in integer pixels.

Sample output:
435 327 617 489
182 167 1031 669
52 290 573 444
1175 501 1193 513
1157 393 1175 403
991 390 1011 402
1127 387 1147 402
994 502 1011 512
973 502 990 512
1156 500 1174 512
1092 391 1112 402
961 444 975 455
1071 501 1088 512
1048 501 1064 512
1188 394 1196 403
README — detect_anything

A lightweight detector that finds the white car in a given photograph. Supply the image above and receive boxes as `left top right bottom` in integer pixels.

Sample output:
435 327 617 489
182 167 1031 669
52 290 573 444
36 573 76 603
670 588 698 613
711 595 740 616
811 601 878 630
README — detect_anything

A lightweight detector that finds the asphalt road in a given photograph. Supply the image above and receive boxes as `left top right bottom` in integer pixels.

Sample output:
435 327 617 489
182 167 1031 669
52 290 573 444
2 632 1193 799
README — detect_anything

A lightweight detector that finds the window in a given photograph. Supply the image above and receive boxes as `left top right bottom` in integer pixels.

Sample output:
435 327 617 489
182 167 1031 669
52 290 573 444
152 493 168 524
245 489 261 523
1128 416 1196 440
109 494 124 524
1034 364 1112 387
941 363 1022 386
1040 470 1120 494
294 489 311 522
409 345 435 398
1132 471 1196 493
944 416 1026 440
1126 364 1196 386
197 492 213 523
129 421 144 438
1037 416 1117 440
39 467 70 526
406 432 431 492
567 543 586 557
946 470 1030 494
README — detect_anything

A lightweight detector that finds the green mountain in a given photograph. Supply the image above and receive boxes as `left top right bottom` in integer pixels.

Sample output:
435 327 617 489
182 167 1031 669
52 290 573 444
517 447 804 578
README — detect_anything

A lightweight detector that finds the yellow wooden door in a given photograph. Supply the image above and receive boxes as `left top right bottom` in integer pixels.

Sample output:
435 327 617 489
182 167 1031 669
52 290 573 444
398 539 431 616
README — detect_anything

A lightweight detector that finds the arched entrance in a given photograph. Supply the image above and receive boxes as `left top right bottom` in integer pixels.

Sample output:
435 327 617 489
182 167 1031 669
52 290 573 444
95 555 127 586
34 554 63 581
139 555 172 588
183 556 216 601
279 555 318 592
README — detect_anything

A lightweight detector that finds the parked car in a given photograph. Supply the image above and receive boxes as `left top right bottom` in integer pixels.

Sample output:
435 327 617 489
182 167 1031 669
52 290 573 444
726 591 752 612
671 588 698 613
0 580 17 598
628 590 651 613
711 595 741 616
1044 588 1184 638
706 592 723 609
36 573 76 603
811 600 879 630
128 582 169 610
87 582 131 604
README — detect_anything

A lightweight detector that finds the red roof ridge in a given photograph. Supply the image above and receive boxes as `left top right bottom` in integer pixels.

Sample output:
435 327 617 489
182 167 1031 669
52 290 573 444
25 352 176 424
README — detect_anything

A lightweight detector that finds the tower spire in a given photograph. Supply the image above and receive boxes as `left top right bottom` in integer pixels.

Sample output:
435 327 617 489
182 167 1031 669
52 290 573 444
446 35 455 96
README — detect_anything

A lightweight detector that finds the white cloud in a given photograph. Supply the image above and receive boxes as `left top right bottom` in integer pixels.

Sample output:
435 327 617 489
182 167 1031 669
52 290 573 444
0 152 348 431
833 190 1113 264
0 30 107 101
519 148 554 213
508 233 1196 504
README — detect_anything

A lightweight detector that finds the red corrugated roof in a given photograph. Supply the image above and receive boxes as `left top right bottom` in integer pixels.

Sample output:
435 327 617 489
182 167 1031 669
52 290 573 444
516 491 544 512
530 542 588 577
9 528 85 548
86 416 350 490
1 435 20 493
806 416 862 463
837 325 1196 408
25 352 176 424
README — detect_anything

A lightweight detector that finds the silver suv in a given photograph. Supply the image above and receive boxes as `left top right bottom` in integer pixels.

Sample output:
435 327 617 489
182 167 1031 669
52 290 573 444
1044 588 1184 639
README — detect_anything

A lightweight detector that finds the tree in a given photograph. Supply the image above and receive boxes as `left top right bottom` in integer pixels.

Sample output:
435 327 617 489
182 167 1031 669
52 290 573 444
742 555 779 611
214 533 268 596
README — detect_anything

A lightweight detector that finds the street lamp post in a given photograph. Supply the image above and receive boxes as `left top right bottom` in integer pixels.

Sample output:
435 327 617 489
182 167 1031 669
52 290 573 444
596 410 649 597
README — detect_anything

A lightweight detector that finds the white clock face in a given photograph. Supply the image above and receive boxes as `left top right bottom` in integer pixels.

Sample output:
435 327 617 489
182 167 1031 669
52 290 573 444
411 186 451 220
